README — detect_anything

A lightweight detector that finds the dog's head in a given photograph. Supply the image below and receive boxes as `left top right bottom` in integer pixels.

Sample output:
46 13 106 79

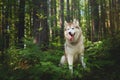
64 19 82 42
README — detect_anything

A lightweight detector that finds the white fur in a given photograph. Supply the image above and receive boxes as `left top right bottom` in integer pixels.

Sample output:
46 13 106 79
60 19 86 74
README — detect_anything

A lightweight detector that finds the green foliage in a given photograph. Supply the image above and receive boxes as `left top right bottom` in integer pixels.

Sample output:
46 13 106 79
83 35 120 80
1 37 120 80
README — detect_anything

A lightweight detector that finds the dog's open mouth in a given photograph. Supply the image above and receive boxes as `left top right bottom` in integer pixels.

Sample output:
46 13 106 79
68 32 75 41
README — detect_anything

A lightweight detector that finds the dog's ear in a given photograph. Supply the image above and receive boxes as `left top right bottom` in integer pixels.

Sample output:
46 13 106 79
64 21 68 27
73 19 79 26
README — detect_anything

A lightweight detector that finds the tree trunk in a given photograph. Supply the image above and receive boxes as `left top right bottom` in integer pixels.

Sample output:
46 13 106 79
66 0 70 22
60 0 64 45
18 0 25 48
90 0 99 41
33 0 40 44
0 0 10 67
39 1 49 50
85 0 91 40
114 0 120 32
51 0 58 43
100 0 106 39
118 0 120 31
109 0 115 35
33 0 49 50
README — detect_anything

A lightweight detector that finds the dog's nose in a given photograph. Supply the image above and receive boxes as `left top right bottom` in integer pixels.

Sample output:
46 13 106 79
69 32 71 35
69 32 74 36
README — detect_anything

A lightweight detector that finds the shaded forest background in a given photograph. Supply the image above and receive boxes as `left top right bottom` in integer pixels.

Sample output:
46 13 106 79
0 0 120 80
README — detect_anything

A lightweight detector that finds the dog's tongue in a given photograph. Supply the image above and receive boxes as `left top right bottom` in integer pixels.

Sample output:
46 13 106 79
70 37 73 41
69 35 74 41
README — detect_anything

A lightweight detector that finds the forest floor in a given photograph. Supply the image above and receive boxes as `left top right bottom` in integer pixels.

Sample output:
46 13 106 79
0 39 120 80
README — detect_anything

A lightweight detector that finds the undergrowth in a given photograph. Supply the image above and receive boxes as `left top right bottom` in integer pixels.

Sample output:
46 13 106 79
0 36 120 80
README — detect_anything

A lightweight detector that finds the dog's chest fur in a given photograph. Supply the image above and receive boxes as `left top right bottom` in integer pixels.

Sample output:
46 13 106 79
65 38 84 56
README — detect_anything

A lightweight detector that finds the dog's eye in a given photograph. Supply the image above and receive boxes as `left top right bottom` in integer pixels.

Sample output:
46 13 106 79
76 26 79 29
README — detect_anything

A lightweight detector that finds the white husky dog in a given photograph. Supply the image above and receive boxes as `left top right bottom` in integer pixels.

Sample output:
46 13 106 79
60 19 86 74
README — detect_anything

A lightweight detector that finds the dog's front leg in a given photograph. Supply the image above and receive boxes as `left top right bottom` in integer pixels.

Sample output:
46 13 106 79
59 55 67 66
67 54 73 74
80 55 86 68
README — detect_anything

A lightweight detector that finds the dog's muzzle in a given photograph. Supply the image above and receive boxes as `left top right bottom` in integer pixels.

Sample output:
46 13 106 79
68 32 75 41
69 32 75 37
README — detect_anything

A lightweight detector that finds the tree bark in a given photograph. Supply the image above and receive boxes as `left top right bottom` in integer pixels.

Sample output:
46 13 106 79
66 0 70 22
90 0 99 41
33 0 49 50
100 0 106 39
60 0 64 45
18 0 25 48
